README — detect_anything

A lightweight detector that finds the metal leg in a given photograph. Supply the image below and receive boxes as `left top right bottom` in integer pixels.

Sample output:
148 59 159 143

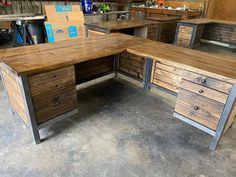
12 22 17 47
210 84 236 150
20 76 41 144
22 22 26 46
113 54 119 79
143 58 153 91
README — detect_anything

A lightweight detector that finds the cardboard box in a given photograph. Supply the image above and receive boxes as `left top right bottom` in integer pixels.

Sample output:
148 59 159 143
45 21 86 43
45 5 83 22
45 4 85 43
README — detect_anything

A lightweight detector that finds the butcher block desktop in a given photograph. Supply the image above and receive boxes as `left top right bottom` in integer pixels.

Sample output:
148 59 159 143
0 33 235 150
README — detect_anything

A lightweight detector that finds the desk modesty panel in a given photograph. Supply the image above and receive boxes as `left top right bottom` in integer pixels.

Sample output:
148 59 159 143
1 33 236 150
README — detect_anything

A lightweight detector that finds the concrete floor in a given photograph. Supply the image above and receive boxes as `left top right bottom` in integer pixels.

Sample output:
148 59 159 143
0 76 236 177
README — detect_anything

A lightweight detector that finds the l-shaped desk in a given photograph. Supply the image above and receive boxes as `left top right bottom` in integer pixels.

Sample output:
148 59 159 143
0 33 236 150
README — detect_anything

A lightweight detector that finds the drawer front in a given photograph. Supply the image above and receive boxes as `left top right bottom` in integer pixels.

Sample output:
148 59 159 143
119 51 145 80
152 60 183 93
180 80 228 104
33 87 77 123
182 70 232 94
175 89 224 130
29 66 77 124
29 66 75 87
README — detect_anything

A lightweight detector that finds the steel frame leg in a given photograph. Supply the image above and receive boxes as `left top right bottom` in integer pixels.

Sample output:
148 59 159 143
210 84 236 150
20 76 41 144
143 58 153 91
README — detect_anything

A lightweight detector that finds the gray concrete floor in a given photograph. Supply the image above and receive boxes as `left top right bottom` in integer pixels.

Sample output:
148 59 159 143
0 77 236 177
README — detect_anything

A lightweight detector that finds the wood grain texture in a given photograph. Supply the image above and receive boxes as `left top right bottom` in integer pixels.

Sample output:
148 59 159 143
175 97 220 131
180 80 228 104
127 41 236 81
75 56 113 84
28 66 77 124
182 71 232 94
0 33 146 76
119 51 145 80
85 20 160 31
0 66 28 124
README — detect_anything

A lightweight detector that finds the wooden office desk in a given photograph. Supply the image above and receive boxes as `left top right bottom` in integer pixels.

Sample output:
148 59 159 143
1 33 236 150
84 19 160 40
174 18 236 48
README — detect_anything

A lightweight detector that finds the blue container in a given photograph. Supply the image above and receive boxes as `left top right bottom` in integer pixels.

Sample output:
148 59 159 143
81 0 92 14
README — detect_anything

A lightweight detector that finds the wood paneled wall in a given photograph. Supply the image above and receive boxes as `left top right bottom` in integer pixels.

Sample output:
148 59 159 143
207 0 236 21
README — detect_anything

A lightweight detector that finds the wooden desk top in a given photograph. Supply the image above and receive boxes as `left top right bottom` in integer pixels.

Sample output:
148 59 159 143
179 18 236 26
145 16 181 22
127 41 236 80
1 33 236 81
84 19 160 31
0 33 147 76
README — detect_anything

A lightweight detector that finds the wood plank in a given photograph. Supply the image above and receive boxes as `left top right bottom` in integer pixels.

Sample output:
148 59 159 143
180 80 228 104
175 99 219 130
178 89 224 118
182 71 232 94
28 66 74 87
152 79 179 93
1 67 28 124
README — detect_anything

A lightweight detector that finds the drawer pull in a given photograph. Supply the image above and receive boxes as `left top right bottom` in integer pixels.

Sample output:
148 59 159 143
194 106 199 110
55 84 58 88
200 79 206 84
199 89 204 93
56 101 60 105
53 74 57 78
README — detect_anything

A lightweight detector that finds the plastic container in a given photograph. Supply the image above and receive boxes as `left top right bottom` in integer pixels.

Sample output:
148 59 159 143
81 0 92 14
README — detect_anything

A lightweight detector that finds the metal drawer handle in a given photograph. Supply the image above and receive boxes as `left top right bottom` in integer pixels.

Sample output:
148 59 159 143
200 79 206 83
56 101 60 105
194 106 199 110
199 89 204 93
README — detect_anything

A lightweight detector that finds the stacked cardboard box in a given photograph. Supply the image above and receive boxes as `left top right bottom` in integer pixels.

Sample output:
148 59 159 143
45 4 86 43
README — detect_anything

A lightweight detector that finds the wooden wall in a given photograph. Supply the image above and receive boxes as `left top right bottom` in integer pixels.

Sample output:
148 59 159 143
206 0 236 21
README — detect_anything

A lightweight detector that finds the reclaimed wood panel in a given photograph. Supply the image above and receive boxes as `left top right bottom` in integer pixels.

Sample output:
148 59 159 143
1 66 28 124
152 60 183 93
75 56 113 84
182 71 232 94
29 66 77 124
175 98 219 131
119 51 145 80
180 80 228 104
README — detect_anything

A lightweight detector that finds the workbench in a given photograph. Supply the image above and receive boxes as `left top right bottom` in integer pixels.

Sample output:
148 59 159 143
84 19 160 40
130 7 202 20
0 33 236 150
0 14 45 46
174 18 236 48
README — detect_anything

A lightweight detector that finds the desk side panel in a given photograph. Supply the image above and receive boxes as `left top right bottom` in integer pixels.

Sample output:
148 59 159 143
0 66 29 124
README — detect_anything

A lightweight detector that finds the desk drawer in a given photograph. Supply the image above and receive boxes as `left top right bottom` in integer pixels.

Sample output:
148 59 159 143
182 70 232 94
180 80 228 104
33 86 77 123
29 66 77 124
29 66 75 87
175 89 224 130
